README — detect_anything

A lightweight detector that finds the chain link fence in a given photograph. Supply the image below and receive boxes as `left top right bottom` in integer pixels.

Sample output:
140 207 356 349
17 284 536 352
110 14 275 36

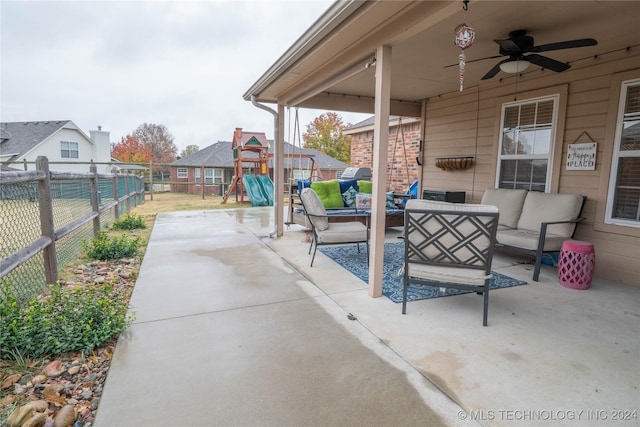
1 157 145 302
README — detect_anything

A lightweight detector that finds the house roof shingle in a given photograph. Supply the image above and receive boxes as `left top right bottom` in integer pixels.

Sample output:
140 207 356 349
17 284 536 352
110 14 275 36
0 121 72 159
172 141 349 171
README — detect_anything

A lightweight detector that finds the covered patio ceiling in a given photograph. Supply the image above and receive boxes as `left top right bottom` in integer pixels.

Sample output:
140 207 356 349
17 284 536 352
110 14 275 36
244 0 640 299
244 1 639 116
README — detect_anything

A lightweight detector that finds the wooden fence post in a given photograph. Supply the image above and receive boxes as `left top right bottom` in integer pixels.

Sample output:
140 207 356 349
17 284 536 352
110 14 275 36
90 162 100 237
149 161 154 201
124 175 131 213
201 165 205 200
36 156 58 285
112 168 120 221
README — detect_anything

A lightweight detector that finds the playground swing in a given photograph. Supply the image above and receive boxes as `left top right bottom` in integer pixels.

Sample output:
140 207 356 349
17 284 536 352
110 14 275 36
387 117 418 204
222 129 273 206
288 107 302 186
287 108 324 183
387 117 410 190
222 117 327 208
285 108 327 225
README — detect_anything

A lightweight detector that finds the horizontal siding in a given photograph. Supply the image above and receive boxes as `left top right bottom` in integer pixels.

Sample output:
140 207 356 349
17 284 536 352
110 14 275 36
557 175 601 193
422 51 640 285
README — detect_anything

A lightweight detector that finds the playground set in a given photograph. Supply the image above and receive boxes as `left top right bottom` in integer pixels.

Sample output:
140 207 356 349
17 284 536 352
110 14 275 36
222 127 324 206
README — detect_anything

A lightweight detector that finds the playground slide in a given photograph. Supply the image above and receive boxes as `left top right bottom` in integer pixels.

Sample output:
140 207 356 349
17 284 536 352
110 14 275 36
242 175 269 207
256 174 274 206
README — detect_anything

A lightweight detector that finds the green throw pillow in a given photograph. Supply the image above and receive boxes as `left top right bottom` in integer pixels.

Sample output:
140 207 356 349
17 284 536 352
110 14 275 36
358 180 372 194
310 180 344 208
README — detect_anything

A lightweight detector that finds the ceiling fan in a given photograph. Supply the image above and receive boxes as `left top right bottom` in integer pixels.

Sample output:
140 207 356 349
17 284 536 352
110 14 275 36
463 29 597 80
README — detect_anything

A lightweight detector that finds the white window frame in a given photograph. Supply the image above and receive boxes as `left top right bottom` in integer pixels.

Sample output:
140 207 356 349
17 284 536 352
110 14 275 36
293 169 311 180
496 95 558 192
605 78 640 228
177 168 187 178
204 168 214 185
61 141 79 159
213 168 223 184
194 168 201 184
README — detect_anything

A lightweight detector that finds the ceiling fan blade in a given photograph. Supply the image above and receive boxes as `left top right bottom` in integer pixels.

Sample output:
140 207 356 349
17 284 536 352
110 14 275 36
532 38 597 52
443 54 502 68
494 38 520 51
525 54 570 72
481 58 511 80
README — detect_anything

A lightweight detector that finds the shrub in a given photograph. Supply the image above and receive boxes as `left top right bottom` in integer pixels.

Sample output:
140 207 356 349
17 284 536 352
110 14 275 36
83 231 140 260
0 282 135 360
112 212 146 230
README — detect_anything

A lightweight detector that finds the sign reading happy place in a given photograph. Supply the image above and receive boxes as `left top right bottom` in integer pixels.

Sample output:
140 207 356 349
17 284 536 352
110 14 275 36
566 142 597 170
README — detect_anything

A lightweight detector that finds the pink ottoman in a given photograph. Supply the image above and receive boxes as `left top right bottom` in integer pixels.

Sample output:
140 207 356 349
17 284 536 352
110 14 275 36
558 240 595 290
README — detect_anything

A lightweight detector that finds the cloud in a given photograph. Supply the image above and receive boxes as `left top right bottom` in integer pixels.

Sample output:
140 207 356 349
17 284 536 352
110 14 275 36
0 0 369 153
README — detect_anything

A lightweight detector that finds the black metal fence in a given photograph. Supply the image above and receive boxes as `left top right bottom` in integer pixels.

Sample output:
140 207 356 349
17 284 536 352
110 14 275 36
0 156 145 301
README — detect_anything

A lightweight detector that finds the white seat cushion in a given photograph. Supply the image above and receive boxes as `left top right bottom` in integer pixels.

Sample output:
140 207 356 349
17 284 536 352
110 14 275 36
316 221 368 244
497 229 568 251
517 192 583 237
481 188 528 229
300 188 329 231
408 264 490 286
406 199 498 213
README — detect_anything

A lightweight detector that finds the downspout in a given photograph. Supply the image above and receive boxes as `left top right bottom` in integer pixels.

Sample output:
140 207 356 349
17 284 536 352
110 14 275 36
251 95 279 238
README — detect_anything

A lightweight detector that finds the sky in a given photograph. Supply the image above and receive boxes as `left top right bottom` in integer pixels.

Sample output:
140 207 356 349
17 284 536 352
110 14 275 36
0 0 370 153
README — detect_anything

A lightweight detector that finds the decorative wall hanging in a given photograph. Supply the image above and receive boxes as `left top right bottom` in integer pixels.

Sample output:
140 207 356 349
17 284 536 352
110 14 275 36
566 131 597 171
453 0 475 91
435 156 474 171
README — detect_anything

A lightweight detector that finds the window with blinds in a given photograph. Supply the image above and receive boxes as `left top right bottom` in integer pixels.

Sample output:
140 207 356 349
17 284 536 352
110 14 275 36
497 97 556 191
607 81 640 226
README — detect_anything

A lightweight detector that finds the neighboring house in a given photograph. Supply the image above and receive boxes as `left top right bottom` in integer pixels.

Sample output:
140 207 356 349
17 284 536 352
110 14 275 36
244 1 640 285
170 140 349 196
0 120 111 173
345 116 421 193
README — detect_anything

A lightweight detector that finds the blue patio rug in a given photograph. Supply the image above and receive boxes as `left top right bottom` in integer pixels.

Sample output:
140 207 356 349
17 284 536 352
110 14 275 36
318 242 527 303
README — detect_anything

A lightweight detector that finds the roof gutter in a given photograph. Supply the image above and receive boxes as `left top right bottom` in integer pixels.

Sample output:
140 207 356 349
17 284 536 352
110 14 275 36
251 95 279 239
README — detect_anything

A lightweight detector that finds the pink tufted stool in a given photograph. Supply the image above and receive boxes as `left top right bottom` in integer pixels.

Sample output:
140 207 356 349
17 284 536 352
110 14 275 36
558 240 595 290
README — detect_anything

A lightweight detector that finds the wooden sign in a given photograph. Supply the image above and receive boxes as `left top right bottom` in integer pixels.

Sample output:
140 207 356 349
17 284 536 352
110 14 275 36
566 142 597 170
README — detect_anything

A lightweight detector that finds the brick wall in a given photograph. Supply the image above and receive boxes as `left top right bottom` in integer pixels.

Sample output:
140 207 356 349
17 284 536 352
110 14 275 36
350 120 421 192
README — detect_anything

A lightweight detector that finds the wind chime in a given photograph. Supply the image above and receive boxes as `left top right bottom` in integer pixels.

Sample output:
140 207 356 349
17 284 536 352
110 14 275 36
453 0 475 91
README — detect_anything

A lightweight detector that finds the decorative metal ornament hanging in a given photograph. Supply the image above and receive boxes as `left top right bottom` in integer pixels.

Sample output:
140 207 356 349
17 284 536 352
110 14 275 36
453 23 475 91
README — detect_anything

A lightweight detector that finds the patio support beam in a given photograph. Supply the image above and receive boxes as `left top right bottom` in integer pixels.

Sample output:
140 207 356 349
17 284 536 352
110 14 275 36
368 44 391 298
275 104 285 237
250 95 284 237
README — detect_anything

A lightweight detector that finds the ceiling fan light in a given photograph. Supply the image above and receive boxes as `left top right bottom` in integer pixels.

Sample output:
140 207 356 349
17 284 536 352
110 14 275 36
499 60 530 73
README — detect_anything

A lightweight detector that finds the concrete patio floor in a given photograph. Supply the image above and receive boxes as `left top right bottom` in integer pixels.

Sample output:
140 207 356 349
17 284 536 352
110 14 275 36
95 207 639 426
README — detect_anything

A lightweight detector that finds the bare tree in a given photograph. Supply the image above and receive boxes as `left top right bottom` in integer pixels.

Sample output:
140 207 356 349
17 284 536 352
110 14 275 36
133 123 178 165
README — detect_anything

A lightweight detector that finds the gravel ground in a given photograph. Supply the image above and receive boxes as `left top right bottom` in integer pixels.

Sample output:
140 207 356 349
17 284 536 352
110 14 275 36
1 257 138 427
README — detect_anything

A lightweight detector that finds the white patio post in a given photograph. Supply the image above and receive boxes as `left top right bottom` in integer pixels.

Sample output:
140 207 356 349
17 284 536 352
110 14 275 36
368 44 391 298
275 104 285 237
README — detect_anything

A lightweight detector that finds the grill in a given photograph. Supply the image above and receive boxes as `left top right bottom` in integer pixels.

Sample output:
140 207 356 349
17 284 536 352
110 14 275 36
341 167 372 180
